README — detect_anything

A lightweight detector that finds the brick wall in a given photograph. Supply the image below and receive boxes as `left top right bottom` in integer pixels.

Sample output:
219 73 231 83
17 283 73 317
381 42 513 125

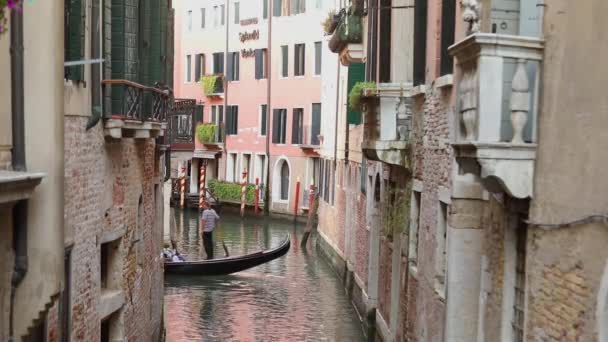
0 208 14 342
378 238 393 323
65 116 164 341
408 84 454 340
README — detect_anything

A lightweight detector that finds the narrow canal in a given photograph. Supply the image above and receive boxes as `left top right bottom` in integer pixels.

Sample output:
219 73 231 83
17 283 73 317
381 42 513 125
164 208 366 341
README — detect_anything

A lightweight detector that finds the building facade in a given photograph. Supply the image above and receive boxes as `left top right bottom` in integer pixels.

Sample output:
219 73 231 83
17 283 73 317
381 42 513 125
173 0 335 215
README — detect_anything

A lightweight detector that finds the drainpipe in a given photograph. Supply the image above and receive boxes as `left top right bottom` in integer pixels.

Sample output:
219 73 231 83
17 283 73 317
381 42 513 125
264 0 272 215
9 8 29 342
223 0 230 182
333 60 340 170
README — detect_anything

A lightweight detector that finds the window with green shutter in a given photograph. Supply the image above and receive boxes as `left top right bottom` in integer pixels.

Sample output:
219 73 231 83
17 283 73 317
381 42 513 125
347 63 365 125
64 0 85 81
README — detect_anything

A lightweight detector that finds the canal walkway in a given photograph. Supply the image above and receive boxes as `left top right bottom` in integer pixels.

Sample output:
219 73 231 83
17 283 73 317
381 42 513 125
164 208 366 341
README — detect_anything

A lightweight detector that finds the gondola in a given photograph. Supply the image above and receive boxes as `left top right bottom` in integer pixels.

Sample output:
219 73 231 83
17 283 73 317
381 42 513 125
164 234 291 276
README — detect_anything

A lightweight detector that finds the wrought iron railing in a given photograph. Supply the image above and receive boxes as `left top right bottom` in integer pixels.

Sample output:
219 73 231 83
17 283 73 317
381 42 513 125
102 79 172 122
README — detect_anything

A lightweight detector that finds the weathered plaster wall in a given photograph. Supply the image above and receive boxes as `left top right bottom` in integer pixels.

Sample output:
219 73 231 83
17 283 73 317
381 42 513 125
0 23 11 170
0 208 13 342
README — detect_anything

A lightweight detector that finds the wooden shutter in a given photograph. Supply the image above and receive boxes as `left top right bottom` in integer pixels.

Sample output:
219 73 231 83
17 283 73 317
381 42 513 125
291 109 303 144
194 105 204 124
272 109 281 143
379 0 392 83
65 0 85 81
195 55 202 81
226 106 233 135
261 105 268 135
280 110 287 143
201 8 206 28
233 106 239 133
273 0 281 16
294 45 300 76
282 46 288 77
413 0 428 86
315 42 322 75
255 49 263 79
347 63 365 124
366 0 378 82
219 52 225 74
440 0 455 76
263 0 268 19
311 103 321 145
234 52 240 81
226 52 234 80
234 2 240 24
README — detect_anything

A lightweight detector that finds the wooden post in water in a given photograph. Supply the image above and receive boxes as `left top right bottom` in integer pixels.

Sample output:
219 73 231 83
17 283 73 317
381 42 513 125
301 184 317 247
294 177 301 221
254 178 260 215
240 169 247 217
180 162 186 208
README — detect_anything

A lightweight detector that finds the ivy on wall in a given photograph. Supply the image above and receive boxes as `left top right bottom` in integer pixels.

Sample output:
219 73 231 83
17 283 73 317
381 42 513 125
208 179 262 205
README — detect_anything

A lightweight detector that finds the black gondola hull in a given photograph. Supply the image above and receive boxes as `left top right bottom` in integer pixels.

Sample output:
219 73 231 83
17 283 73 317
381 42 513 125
164 234 291 276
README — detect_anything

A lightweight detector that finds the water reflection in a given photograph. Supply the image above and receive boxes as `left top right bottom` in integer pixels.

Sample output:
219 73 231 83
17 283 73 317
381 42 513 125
165 209 365 341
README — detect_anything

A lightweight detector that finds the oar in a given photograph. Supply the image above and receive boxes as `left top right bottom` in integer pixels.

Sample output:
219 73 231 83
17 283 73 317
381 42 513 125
222 241 230 257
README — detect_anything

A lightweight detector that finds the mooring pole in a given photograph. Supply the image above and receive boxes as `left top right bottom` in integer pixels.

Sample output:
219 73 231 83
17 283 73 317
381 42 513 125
254 177 260 215
180 162 186 208
294 177 301 221
240 169 247 217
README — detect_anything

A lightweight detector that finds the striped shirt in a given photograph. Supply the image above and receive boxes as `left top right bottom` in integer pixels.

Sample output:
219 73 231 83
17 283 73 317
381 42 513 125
201 209 220 232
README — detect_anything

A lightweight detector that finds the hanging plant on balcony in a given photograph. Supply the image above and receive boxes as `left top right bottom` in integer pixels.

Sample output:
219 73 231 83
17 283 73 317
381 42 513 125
196 123 217 144
328 10 362 53
321 10 339 35
200 75 219 97
381 187 409 241
0 0 23 34
349 81 376 111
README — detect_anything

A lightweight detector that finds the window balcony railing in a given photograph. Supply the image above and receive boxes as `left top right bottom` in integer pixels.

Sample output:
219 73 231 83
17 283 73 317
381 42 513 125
449 33 544 199
360 83 412 168
327 4 364 66
102 79 171 139
296 125 321 150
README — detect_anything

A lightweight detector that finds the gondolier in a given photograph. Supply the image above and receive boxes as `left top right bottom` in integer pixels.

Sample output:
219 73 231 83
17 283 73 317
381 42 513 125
201 202 220 259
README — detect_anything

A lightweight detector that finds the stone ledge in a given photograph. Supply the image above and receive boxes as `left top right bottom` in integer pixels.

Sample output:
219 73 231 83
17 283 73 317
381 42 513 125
434 74 454 89
0 171 45 205
104 118 167 139
411 85 427 98
98 289 125 320
99 228 126 244
339 43 365 66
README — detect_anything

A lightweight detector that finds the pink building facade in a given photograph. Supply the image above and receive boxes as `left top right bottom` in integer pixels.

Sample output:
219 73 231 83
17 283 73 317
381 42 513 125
173 0 336 214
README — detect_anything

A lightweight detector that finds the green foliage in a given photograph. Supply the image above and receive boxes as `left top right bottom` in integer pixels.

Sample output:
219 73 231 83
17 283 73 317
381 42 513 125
381 187 410 241
196 123 217 144
321 10 338 35
338 13 363 43
201 75 219 96
348 81 376 112
208 179 260 204
0 1 22 34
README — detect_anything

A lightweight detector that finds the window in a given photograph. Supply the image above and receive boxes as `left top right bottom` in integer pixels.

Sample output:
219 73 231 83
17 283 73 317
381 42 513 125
280 162 290 200
440 0 456 75
324 160 331 202
260 104 268 136
255 49 267 79
227 52 240 81
255 154 267 184
361 158 367 194
347 63 365 124
316 0 322 9
413 0 428 86
366 0 378 81
435 201 448 296
242 154 251 182
64 0 85 81
194 104 204 124
91 0 102 115
228 153 237 182
226 106 239 135
379 0 391 82
314 41 322 75
213 6 218 27
273 0 282 16
292 0 305 14
311 103 321 145
187 10 193 30
263 0 268 19
281 45 289 77
221 4 225 25
195 54 205 81
234 2 240 23
294 44 306 76
409 191 422 266
292 108 304 144
201 8 206 28
272 109 287 144
213 52 224 74
513 222 527 342
211 105 224 142
186 55 192 82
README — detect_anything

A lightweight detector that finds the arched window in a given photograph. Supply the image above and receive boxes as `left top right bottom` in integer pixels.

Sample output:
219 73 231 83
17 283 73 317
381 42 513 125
280 162 290 200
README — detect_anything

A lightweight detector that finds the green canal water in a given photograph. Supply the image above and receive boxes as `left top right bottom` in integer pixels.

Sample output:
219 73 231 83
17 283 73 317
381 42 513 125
164 208 366 342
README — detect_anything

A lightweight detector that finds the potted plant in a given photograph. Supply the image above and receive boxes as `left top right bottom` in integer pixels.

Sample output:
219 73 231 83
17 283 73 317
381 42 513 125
196 123 217 144
321 10 340 35
0 0 22 34
349 81 376 112
201 75 220 97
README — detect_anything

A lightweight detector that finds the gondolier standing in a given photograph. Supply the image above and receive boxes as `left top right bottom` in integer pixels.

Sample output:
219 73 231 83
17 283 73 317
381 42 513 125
201 202 220 259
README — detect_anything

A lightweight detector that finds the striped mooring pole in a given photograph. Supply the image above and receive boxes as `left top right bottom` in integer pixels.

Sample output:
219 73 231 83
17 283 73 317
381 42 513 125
180 162 186 208
240 169 247 217
199 160 207 209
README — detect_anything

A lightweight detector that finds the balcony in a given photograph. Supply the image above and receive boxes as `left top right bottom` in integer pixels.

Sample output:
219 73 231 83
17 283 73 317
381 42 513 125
296 125 321 152
201 74 225 98
449 33 544 199
169 99 196 150
101 80 170 139
327 5 364 66
360 83 413 168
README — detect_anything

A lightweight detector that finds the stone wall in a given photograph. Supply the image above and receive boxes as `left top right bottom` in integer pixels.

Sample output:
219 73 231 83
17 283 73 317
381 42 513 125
408 83 454 340
378 238 393 324
64 116 164 341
